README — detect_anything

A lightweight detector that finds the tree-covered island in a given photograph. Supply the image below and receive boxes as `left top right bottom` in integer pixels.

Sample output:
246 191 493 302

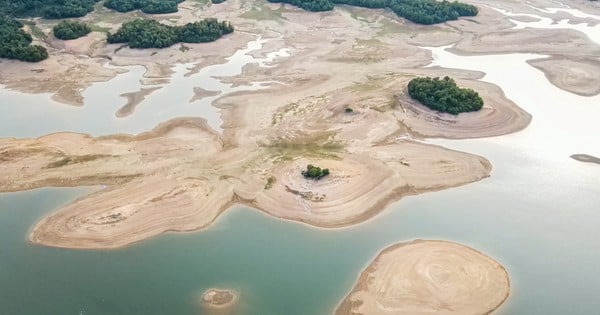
267 0 478 24
107 18 234 48
407 76 484 115
53 20 92 40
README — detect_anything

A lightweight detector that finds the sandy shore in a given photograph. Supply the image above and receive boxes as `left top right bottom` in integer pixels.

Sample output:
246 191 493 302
200 288 239 315
528 57 600 97
336 240 510 315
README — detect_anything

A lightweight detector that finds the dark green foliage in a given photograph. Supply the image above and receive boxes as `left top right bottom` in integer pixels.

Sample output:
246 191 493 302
0 15 48 62
107 18 234 48
386 0 477 25
268 0 334 12
212 0 227 3
104 0 183 14
407 76 483 115
0 0 99 19
53 20 91 40
266 0 477 24
302 164 330 180
344 107 353 113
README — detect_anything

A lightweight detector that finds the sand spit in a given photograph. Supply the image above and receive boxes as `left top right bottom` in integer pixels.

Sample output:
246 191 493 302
190 87 221 103
336 240 510 315
571 154 600 164
528 57 600 97
116 86 163 117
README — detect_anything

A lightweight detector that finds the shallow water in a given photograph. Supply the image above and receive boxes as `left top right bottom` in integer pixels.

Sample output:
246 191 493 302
492 6 600 44
0 38 290 138
1 10 600 315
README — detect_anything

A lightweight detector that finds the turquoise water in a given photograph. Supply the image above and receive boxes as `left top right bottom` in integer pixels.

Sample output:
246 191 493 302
1 137 599 315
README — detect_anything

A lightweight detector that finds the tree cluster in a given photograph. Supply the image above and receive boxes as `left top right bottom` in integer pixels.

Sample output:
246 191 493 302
53 20 91 40
107 18 234 49
407 76 484 115
212 0 227 3
0 0 98 19
103 0 183 14
302 164 330 180
0 15 48 62
266 0 477 24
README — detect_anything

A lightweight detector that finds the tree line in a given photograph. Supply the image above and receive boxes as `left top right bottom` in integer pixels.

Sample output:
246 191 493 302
104 0 183 14
407 76 483 115
0 15 48 62
267 0 478 24
107 18 234 48
0 0 98 19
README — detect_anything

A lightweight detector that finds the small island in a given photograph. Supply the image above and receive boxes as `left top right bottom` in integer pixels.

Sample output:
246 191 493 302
200 288 238 313
53 20 91 40
336 240 510 315
408 76 484 115
302 164 330 180
107 18 234 49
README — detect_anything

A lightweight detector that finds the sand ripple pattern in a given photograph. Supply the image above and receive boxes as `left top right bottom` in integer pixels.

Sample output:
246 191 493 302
336 240 510 315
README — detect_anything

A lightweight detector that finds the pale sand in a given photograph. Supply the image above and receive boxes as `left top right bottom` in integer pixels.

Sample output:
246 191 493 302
115 86 163 117
0 116 490 248
571 154 600 164
528 57 600 97
2 0 596 108
336 240 510 315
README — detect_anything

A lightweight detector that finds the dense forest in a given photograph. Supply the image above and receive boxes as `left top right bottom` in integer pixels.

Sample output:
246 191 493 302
407 76 484 115
0 15 48 62
53 20 91 40
267 0 478 24
107 18 234 48
104 0 183 14
0 0 98 19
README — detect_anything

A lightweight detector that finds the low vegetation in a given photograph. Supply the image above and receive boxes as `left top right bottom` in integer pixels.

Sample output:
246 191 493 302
104 0 184 14
107 18 234 48
267 0 478 24
302 164 330 179
0 16 48 62
53 20 91 40
407 76 484 115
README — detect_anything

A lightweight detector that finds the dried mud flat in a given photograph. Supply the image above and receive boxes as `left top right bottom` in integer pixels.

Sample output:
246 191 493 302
336 240 510 315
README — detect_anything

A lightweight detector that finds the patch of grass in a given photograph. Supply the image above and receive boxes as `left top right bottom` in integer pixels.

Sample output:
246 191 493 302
21 21 47 39
240 2 288 21
43 154 112 169
264 176 276 189
264 133 345 161
90 24 111 32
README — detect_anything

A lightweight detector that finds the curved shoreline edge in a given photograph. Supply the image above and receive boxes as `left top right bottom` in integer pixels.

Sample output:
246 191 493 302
335 240 510 315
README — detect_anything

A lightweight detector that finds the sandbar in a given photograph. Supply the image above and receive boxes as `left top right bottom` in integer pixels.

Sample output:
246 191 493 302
336 240 510 315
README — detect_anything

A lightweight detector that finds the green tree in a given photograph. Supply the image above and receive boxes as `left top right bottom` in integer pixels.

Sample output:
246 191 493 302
53 20 91 40
407 76 484 115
